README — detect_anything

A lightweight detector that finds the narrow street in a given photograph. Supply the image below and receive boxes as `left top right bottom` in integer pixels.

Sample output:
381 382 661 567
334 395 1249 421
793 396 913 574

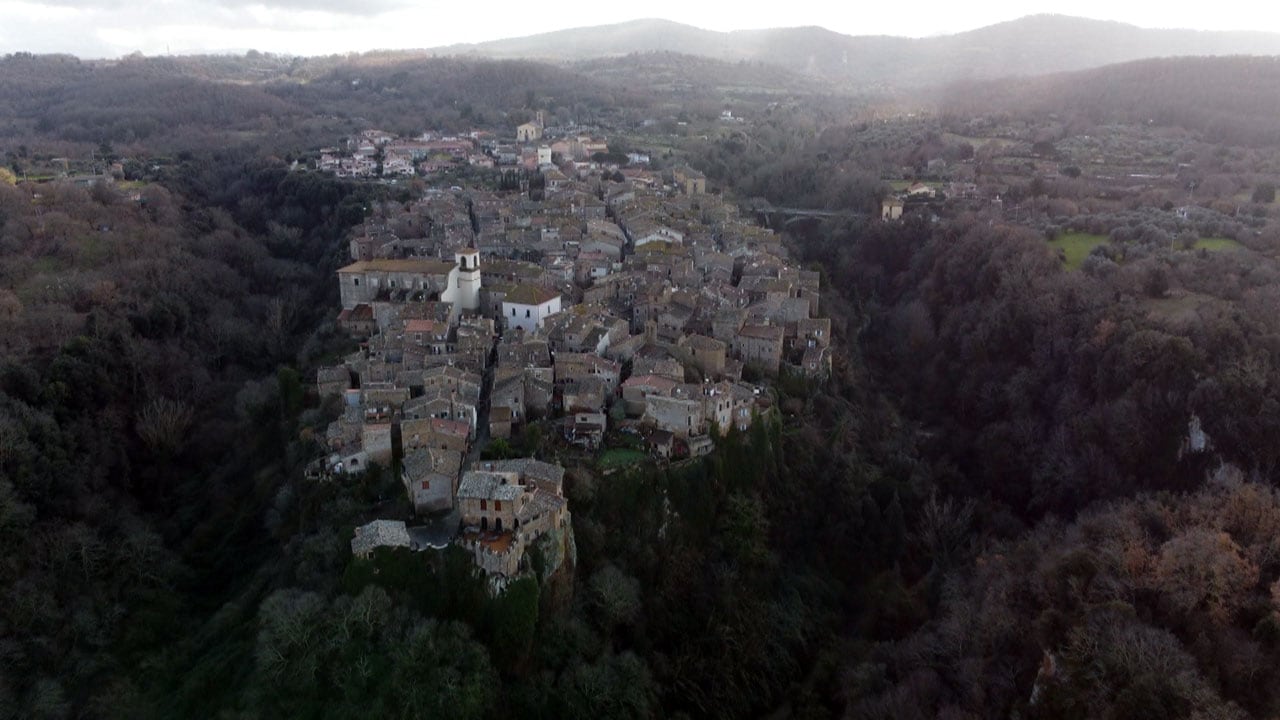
460 328 501 474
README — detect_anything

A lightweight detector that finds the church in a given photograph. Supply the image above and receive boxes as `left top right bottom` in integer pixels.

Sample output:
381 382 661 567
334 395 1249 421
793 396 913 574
337 248 482 320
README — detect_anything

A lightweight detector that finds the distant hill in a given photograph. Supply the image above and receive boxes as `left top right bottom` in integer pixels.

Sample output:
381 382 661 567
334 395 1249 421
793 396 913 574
432 15 1280 87
937 55 1280 145
568 51 824 98
0 53 623 150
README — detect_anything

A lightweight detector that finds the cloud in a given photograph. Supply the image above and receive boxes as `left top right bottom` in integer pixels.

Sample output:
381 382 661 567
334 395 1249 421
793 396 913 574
10 0 413 17
5 1 1280 58
214 0 415 13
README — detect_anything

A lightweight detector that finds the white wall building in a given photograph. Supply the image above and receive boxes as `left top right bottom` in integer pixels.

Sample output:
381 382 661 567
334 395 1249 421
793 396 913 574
502 284 563 334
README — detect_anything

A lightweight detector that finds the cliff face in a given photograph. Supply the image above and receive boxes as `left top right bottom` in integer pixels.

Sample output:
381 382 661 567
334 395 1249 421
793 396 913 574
534 520 577 614
482 518 577 600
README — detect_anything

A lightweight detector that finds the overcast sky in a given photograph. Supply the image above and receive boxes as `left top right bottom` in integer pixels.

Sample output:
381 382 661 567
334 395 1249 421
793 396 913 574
3 0 1280 58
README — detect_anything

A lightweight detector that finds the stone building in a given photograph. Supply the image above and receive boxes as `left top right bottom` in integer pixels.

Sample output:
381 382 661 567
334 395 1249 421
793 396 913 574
455 458 569 577
337 248 481 319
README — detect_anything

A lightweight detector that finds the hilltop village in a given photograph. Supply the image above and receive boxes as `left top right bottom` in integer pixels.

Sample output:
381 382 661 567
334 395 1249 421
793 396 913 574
316 118 832 582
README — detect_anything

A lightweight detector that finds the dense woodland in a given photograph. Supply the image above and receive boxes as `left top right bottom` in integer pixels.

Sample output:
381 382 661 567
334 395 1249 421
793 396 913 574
5 42 1280 719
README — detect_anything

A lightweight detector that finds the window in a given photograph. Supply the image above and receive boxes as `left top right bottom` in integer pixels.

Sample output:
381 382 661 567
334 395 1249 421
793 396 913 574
421 480 430 490
495 500 502 511
480 499 487 510
526 309 531 318
511 308 517 316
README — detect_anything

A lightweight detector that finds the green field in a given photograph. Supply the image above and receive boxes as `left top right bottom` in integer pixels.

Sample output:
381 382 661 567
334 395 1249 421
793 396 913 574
888 180 943 191
1049 233 1109 270
1193 237 1244 252
598 448 647 470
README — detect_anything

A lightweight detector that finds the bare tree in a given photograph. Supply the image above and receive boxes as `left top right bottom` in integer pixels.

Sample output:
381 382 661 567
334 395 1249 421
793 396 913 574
135 396 194 456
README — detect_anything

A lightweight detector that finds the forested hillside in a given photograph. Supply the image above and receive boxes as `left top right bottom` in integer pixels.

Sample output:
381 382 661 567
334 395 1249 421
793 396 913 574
0 154 392 715
937 56 1280 146
771 190 1280 718
0 53 640 157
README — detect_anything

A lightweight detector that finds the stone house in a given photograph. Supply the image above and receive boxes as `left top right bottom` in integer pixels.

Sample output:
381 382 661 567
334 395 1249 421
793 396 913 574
401 447 461 514
881 198 904 220
316 366 352 399
796 317 831 349
629 222 684 249
489 406 513 439
403 388 478 438
644 385 706 439
403 318 451 356
621 374 680 416
801 346 833 379
401 417 470 453
456 459 570 577
562 377 608 414
680 334 727 377
516 121 543 143
648 429 675 459
491 370 528 424
712 308 747 345
565 412 607 449
361 422 394 465
361 383 411 410
337 304 377 338
673 166 706 195
554 353 621 395
734 324 784 375
351 519 411 558
458 471 525 533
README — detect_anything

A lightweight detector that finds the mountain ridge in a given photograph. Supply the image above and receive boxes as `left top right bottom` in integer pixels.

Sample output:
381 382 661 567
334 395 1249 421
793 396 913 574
429 14 1280 87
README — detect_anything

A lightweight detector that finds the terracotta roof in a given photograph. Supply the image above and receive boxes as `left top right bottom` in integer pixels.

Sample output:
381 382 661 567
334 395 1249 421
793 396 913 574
338 304 374 321
405 319 446 334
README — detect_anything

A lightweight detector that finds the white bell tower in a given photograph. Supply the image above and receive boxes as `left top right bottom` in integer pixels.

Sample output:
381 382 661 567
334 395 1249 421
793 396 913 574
454 246 481 312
